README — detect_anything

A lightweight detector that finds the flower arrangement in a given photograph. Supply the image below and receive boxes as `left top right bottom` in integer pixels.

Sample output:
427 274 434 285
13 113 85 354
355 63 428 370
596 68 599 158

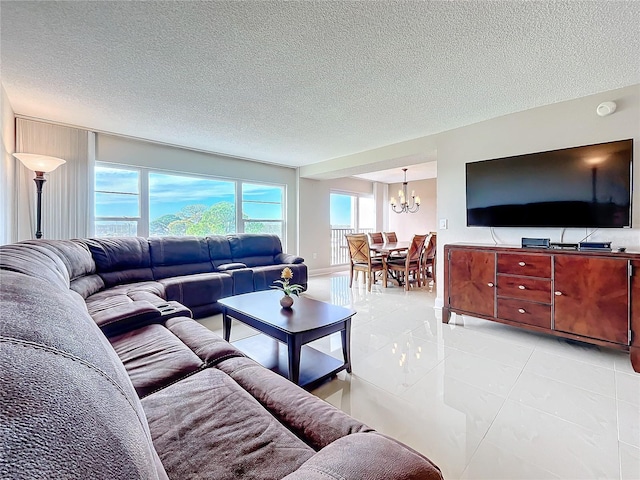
272 267 304 297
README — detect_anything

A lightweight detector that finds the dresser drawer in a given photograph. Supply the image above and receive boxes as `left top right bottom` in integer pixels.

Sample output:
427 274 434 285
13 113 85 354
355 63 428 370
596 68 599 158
497 253 551 278
497 298 551 329
497 275 551 303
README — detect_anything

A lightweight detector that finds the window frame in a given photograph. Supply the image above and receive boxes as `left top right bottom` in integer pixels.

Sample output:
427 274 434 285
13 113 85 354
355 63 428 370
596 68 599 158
94 164 144 236
94 162 287 247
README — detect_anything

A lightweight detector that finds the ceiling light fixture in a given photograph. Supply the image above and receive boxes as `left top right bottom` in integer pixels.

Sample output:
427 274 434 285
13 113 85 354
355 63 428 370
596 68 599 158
390 168 420 214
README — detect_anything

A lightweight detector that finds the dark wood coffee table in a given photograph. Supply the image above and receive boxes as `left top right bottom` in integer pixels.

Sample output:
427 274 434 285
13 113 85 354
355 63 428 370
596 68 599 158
219 290 355 389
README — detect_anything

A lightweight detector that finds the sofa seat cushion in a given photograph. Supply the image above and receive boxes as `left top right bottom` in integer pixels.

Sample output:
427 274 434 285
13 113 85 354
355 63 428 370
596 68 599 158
110 323 204 398
165 317 246 365
216 356 371 450
142 368 315 480
158 272 232 308
282 433 443 480
251 264 308 292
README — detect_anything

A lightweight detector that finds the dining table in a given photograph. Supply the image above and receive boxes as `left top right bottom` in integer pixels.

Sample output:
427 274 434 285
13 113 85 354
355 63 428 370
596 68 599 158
370 241 411 255
370 241 410 287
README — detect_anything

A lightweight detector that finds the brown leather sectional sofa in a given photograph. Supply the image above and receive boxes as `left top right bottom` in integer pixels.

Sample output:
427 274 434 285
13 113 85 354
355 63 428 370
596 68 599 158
0 235 443 479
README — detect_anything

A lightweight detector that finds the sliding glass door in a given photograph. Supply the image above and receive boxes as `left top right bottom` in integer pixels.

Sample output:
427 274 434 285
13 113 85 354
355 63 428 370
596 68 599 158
330 192 374 265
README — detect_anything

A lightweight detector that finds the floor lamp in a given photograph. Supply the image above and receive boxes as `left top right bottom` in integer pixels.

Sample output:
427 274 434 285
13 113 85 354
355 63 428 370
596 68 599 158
14 153 66 239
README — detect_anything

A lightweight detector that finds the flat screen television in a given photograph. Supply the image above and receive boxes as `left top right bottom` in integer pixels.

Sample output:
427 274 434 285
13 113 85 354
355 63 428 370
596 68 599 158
466 139 633 228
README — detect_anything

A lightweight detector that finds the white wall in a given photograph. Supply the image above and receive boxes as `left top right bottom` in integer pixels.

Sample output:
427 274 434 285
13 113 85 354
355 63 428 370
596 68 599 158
436 84 640 303
387 177 437 240
0 84 16 244
96 134 299 251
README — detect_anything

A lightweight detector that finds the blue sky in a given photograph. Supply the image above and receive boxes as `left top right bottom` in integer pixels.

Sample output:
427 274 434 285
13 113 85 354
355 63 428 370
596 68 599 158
95 167 283 221
330 193 353 227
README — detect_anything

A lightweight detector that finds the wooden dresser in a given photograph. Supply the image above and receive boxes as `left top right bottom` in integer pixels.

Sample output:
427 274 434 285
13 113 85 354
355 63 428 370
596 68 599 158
443 243 640 373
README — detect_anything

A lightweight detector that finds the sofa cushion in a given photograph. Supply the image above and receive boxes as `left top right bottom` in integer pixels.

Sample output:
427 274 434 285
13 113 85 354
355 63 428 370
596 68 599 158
216 355 371 450
142 368 315 480
0 242 70 291
149 236 215 279
0 270 168 480
84 237 154 287
282 433 443 480
158 272 233 308
110 323 204 398
206 235 234 267
228 233 283 267
86 294 160 337
165 316 246 365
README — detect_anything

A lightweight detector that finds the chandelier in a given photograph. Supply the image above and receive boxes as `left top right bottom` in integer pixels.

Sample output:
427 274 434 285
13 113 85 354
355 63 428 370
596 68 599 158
390 168 420 214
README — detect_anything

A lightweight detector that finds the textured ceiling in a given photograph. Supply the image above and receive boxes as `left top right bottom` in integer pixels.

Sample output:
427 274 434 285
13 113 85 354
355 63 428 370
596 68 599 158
1 1 639 169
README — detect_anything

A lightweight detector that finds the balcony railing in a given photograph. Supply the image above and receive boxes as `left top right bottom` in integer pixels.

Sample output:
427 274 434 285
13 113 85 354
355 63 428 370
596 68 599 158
331 227 373 265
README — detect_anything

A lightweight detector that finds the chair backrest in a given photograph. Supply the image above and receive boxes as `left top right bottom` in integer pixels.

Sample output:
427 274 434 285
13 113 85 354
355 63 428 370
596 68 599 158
345 234 372 264
406 234 428 263
424 233 437 260
383 232 398 242
368 232 384 244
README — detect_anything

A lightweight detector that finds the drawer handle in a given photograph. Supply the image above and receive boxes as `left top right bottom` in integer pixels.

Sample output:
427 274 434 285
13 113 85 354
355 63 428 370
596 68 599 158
554 291 562 296
487 282 494 287
518 308 526 314
518 285 526 290
519 262 526 266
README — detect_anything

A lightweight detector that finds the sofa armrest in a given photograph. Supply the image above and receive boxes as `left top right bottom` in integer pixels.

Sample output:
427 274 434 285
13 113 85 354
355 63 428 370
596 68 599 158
282 432 443 480
275 253 304 264
217 262 248 271
91 300 161 337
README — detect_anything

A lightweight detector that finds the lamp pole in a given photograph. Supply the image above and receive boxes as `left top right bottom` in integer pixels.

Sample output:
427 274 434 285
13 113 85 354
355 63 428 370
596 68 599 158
33 171 46 239
13 153 66 240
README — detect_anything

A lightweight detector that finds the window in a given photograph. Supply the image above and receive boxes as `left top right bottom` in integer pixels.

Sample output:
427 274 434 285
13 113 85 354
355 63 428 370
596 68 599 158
94 166 140 237
149 172 236 236
330 192 374 265
94 164 286 245
242 183 284 237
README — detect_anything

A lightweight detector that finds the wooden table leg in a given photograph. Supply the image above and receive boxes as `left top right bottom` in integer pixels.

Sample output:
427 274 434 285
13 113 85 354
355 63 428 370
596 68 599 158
287 334 302 384
342 318 352 373
223 309 232 341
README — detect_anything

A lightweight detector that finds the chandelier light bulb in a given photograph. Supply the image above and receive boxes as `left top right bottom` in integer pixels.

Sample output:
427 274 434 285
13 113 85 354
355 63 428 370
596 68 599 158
390 168 420 214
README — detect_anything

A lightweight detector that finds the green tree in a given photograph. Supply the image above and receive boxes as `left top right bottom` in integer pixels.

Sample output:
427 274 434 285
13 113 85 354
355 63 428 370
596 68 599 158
186 202 236 235
177 204 207 223
150 214 180 236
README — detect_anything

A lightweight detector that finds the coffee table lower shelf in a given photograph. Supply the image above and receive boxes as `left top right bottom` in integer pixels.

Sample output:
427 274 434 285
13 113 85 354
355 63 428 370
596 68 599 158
233 334 347 390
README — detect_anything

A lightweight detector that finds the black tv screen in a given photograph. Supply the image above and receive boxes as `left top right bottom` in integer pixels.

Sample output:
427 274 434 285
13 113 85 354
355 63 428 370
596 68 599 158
466 139 633 228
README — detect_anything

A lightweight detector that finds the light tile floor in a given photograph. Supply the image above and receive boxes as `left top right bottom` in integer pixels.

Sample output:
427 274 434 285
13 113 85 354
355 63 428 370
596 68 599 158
199 272 640 480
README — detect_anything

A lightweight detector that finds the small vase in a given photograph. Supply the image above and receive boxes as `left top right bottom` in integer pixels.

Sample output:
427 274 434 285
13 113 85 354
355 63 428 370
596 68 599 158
280 295 294 309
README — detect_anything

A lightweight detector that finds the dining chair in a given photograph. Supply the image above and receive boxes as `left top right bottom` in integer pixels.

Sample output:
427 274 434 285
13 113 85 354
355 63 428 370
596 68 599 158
383 232 398 243
368 232 384 244
345 234 386 291
385 234 428 291
421 232 437 285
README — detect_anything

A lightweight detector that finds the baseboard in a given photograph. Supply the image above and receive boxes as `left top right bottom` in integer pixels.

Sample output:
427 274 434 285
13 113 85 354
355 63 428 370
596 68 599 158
308 265 349 277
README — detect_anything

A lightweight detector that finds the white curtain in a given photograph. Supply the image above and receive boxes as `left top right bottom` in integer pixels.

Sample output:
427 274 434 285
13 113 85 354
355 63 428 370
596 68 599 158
16 118 94 240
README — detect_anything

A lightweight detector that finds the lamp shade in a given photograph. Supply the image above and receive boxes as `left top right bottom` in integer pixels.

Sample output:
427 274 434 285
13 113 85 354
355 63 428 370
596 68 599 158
14 153 66 173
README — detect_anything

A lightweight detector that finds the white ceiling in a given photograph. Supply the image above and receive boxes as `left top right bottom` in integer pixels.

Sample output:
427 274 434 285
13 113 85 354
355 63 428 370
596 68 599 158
355 161 437 183
1 1 639 171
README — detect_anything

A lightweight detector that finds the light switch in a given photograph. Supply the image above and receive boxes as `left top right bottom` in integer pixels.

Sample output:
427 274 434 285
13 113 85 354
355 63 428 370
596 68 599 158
439 219 448 230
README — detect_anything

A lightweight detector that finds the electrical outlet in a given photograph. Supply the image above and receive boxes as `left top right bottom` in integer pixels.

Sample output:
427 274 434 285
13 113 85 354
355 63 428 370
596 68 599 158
439 219 448 230
312 252 318 259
